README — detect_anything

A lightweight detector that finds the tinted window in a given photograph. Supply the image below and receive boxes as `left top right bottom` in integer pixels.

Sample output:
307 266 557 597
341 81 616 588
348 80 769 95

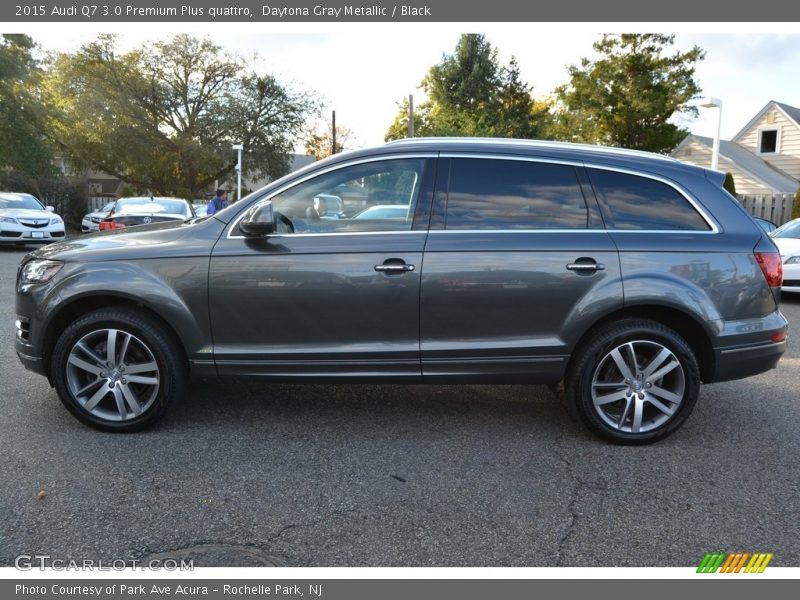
268 158 425 233
445 159 588 230
588 169 710 231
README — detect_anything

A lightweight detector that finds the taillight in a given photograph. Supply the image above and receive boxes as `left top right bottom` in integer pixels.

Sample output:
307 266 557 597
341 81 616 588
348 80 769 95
755 252 783 287
99 220 126 231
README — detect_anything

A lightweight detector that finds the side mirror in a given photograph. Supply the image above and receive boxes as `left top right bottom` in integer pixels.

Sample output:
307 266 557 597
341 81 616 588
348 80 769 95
239 201 275 236
45 206 55 212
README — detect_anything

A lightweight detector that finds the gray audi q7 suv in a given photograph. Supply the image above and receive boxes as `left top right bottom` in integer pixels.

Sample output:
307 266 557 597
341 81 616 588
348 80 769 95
15 139 788 444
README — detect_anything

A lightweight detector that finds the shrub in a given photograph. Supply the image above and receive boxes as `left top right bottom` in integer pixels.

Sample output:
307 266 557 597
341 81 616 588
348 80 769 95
723 172 737 196
792 187 800 221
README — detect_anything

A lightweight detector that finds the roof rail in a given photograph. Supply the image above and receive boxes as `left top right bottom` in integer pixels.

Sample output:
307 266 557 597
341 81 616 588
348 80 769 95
385 137 678 162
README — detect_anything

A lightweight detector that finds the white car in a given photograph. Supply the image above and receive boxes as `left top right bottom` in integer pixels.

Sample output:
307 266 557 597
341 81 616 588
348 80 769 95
0 192 65 245
81 201 115 232
770 218 800 293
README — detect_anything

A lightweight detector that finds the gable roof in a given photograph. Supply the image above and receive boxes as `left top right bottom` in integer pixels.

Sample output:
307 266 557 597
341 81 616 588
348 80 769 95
775 101 800 127
675 135 798 193
733 100 800 142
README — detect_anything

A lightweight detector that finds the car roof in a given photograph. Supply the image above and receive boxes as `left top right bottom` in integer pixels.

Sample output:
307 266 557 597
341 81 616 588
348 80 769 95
317 137 710 181
117 196 189 203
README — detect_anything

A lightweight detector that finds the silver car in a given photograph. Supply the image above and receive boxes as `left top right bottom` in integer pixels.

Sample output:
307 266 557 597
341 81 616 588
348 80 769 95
0 192 66 245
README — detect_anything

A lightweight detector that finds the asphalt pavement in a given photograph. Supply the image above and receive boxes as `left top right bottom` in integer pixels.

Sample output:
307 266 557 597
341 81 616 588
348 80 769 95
1 244 798 567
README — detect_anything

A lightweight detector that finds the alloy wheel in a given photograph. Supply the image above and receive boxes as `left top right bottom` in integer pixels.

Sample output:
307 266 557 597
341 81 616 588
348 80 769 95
65 328 160 422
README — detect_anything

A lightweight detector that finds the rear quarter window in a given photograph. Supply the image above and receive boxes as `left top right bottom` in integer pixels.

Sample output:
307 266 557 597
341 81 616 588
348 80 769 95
588 168 711 231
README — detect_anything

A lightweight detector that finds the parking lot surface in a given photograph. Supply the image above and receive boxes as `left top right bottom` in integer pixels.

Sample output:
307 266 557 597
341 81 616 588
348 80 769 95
1 244 799 567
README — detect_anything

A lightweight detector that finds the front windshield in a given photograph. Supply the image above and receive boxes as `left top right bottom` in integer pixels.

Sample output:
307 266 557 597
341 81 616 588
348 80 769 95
0 194 44 210
772 219 800 239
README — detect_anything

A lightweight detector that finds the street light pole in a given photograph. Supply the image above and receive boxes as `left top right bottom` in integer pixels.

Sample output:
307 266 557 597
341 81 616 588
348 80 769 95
232 143 243 202
700 97 723 171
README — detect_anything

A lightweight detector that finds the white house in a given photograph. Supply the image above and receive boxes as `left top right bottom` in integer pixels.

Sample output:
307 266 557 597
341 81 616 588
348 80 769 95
672 100 800 195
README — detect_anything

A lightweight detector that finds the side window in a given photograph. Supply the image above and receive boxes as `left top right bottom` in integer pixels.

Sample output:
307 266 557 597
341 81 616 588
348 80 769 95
268 158 426 233
588 169 711 231
445 159 589 230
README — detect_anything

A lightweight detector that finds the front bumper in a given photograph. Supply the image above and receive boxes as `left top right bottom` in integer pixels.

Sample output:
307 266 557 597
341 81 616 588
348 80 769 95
0 223 66 243
15 314 48 377
782 262 800 292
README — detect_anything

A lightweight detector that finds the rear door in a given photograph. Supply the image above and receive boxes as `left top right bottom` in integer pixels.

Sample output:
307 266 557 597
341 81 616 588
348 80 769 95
420 155 623 382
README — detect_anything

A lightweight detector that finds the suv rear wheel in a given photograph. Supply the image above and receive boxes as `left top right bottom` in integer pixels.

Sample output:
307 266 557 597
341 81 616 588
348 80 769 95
565 319 701 444
51 308 186 432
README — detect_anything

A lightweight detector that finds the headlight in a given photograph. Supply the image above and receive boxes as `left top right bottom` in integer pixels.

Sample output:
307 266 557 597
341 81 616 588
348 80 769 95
0 216 17 224
19 260 64 285
50 217 63 225
784 256 800 265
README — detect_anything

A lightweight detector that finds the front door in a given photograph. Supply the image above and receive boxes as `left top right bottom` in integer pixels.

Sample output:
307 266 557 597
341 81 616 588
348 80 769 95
209 156 436 380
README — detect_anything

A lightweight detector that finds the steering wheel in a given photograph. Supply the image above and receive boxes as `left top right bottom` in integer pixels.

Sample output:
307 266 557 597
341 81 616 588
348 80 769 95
275 212 294 234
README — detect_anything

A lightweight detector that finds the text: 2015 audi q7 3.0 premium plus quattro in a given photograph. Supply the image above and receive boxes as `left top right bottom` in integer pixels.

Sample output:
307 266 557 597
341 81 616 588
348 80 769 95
15 139 788 444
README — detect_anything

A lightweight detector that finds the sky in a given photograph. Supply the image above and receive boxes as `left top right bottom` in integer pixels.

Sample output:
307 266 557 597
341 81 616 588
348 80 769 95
19 22 800 154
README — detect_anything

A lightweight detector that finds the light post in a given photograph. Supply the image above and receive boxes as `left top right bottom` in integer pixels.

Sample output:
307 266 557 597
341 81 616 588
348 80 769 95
700 97 723 171
232 143 243 202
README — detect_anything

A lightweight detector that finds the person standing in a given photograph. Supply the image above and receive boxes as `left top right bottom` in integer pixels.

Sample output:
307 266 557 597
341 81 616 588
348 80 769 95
207 189 228 216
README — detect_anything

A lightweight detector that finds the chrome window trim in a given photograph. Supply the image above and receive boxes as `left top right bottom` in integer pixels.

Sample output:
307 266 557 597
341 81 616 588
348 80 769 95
226 151 719 239
440 153 720 234
226 153 437 240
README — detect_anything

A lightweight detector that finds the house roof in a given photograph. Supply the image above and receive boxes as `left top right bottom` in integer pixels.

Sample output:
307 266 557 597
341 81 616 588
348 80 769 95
678 135 798 193
733 100 800 142
774 101 800 127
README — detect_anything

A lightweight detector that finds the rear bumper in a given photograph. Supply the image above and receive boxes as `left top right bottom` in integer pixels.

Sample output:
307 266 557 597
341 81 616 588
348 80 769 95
711 339 787 382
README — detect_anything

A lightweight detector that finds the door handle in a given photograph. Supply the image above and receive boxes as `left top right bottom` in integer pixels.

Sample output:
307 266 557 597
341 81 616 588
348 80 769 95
375 262 415 273
566 261 605 272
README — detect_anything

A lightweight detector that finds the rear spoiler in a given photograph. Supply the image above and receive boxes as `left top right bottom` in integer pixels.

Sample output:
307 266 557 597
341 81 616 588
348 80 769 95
705 169 726 188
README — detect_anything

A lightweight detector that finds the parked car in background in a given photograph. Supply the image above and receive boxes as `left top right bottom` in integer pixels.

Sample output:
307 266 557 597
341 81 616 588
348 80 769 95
192 202 208 218
353 205 410 220
0 192 65 245
98 197 195 231
771 217 800 293
81 202 115 233
14 139 788 444
753 216 778 235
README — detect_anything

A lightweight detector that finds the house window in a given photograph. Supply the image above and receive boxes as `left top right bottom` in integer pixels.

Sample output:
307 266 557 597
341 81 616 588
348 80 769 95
758 128 780 154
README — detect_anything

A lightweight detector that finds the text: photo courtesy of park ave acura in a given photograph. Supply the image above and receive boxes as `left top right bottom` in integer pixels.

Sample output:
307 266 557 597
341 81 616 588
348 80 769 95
5 32 796 446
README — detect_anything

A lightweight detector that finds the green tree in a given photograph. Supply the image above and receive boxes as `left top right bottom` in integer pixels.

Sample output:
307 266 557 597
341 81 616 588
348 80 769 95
723 172 737 196
555 34 705 153
0 34 54 177
45 35 318 198
385 34 548 140
792 187 800 221
305 125 355 160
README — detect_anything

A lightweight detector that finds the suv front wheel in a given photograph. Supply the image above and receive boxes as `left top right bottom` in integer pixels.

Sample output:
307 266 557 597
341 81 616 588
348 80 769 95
51 308 186 432
566 319 701 444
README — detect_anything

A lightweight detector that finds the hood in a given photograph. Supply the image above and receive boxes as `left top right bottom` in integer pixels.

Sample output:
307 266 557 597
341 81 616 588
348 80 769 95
0 208 57 219
32 218 224 263
772 236 800 258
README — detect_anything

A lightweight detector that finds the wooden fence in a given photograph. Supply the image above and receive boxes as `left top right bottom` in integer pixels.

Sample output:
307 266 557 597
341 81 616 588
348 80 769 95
737 194 795 226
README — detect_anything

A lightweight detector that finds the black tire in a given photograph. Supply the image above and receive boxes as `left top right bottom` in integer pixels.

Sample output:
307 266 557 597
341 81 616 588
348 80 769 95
51 307 187 432
565 318 700 445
